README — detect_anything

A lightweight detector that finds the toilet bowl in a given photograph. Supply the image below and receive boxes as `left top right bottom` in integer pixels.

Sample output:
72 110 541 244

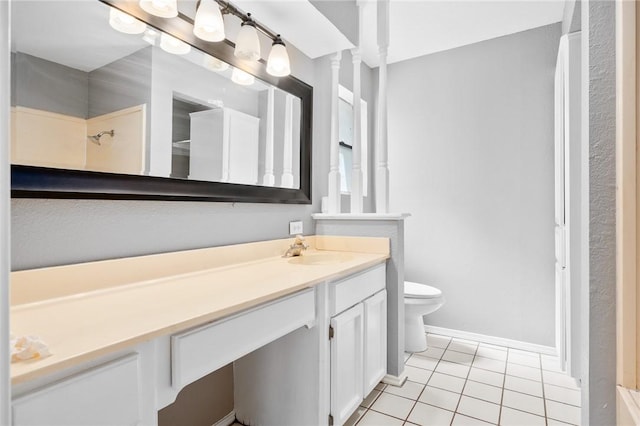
404 281 445 353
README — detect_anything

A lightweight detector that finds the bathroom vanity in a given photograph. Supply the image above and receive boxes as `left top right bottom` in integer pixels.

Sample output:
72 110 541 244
9 236 389 426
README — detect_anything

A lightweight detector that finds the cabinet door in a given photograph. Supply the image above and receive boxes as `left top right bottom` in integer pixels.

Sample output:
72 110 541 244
12 355 140 426
330 303 364 426
363 290 387 396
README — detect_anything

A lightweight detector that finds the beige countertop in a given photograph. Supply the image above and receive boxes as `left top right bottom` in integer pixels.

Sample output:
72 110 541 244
10 236 389 385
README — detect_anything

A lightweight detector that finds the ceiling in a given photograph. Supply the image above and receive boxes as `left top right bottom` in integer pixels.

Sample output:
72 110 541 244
359 0 566 67
11 0 565 72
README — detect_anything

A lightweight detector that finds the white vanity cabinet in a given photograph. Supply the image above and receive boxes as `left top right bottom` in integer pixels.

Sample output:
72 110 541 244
329 264 387 426
12 354 147 426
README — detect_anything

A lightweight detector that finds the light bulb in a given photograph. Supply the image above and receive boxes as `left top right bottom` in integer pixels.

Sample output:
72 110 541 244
193 0 225 42
139 0 178 18
109 8 146 35
266 36 291 77
160 33 191 55
203 55 229 72
231 68 255 86
234 14 260 61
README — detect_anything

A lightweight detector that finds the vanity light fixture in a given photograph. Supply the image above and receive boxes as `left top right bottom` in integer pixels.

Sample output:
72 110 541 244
136 0 293 75
234 14 260 61
231 67 255 86
193 0 225 42
109 8 146 34
139 0 178 18
266 35 291 77
160 33 191 55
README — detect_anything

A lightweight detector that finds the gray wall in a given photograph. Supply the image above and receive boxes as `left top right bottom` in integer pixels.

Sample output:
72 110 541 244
387 23 561 347
581 2 616 424
11 52 88 118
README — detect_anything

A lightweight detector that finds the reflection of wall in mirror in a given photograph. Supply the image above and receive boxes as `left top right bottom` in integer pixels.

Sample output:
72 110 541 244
10 51 150 174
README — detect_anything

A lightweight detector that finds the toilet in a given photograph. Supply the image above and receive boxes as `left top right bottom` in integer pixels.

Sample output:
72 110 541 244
404 281 445 353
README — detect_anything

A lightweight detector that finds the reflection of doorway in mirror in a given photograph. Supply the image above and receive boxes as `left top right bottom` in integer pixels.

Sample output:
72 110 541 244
338 85 368 195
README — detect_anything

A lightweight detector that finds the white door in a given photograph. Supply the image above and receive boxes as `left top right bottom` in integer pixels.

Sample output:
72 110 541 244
554 32 582 378
330 303 364 426
363 290 387 396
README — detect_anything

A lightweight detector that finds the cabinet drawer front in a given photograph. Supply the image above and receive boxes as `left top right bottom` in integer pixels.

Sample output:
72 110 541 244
330 264 386 316
172 288 315 390
12 354 140 426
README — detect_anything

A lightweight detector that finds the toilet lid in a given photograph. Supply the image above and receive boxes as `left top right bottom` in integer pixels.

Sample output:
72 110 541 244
405 281 442 299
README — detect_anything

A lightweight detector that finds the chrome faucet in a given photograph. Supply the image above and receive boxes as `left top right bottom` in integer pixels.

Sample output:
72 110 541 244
284 235 309 257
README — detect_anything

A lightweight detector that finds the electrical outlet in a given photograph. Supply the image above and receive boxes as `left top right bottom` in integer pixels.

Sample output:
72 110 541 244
289 221 303 235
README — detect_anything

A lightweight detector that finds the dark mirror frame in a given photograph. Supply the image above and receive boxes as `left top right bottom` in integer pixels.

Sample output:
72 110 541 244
11 0 312 203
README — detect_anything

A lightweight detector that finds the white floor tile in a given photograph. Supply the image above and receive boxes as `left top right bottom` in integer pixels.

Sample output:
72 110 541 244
344 406 367 426
503 375 543 397
451 413 494 425
407 402 454 426
418 386 461 411
404 365 434 384
462 380 503 404
476 346 508 362
467 367 505 388
499 407 546 426
413 346 446 360
546 400 581 425
544 383 581 407
358 409 404 426
507 352 540 368
506 363 541 382
543 370 580 390
443 349 475 365
383 380 424 401
547 418 578 426
361 388 383 408
370 392 414 420
449 340 479 355
501 389 545 416
427 334 452 349
404 352 412 362
541 355 564 372
406 355 439 371
473 356 506 374
456 396 500 424
436 360 471 378
428 372 467 393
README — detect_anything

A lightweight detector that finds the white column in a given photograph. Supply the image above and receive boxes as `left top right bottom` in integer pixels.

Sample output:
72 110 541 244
262 87 275 186
328 51 342 213
350 2 364 214
375 0 390 213
280 94 294 188
0 1 10 424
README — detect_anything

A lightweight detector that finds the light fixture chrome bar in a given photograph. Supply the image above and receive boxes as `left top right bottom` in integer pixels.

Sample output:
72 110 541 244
212 0 279 41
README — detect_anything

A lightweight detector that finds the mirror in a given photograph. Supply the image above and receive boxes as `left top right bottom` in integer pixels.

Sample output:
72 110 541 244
10 0 312 203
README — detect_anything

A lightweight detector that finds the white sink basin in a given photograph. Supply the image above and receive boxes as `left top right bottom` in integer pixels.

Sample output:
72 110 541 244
287 252 353 265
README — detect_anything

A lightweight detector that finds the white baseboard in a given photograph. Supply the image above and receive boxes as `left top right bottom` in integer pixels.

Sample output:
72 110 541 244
382 372 408 387
424 325 557 356
212 411 236 426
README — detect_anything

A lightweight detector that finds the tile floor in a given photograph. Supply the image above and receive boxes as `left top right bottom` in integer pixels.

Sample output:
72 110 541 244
346 333 582 426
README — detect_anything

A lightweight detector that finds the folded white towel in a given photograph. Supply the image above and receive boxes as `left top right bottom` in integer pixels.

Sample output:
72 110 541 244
10 334 51 362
